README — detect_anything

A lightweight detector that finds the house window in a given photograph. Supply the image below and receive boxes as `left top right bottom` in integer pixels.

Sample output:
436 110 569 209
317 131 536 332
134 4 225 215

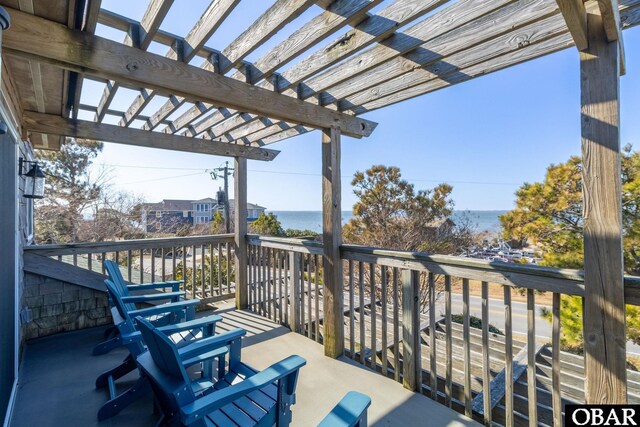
155 211 162 218
183 210 189 217
196 203 209 212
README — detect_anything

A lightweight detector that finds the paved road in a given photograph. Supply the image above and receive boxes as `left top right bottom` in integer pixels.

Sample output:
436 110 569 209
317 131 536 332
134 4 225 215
436 293 640 355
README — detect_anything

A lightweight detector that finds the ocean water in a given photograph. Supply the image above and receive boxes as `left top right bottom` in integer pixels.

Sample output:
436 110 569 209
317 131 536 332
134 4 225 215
269 210 507 234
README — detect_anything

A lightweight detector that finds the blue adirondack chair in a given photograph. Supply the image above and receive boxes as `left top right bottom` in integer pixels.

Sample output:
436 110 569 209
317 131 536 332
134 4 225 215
135 316 307 426
97 278 234 421
95 259 190 355
318 392 372 427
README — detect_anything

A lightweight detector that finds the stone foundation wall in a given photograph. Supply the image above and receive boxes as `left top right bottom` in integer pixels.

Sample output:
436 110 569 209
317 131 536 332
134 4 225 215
22 273 112 340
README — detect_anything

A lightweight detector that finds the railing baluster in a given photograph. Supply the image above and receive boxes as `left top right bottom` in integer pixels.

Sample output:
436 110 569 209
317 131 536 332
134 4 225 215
370 263 377 370
314 254 320 342
267 248 272 320
101 252 106 274
87 253 92 271
200 244 205 298
140 249 144 284
393 267 400 382
257 246 263 315
445 275 452 407
208 243 213 297
381 265 388 376
482 281 491 425
298 254 307 335
171 247 176 282
528 288 538 426
247 245 252 308
429 272 437 400
284 250 289 326
278 250 283 324
192 245 197 298
463 278 472 417
161 248 166 281
348 260 355 358
402 269 421 391
182 246 187 296
225 242 232 293
358 261 365 365
307 254 312 338
151 248 155 283
73 253 77 266
289 251 300 332
217 243 222 296
127 250 132 282
552 293 562 427
504 286 513 427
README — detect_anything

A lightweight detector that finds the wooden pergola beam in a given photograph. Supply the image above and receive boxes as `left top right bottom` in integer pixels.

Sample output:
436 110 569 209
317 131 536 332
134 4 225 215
3 8 376 138
597 0 626 74
94 0 174 122
556 0 588 50
22 111 280 161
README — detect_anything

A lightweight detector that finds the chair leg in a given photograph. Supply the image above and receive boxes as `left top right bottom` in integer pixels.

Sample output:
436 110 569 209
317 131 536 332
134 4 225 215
93 335 123 355
97 377 151 421
96 355 137 389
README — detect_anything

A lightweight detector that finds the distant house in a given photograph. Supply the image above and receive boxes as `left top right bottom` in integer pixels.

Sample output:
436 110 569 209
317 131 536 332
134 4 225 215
141 198 266 233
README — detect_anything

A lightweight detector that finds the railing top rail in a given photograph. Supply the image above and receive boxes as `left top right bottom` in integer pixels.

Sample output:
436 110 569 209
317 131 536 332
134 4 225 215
24 234 235 256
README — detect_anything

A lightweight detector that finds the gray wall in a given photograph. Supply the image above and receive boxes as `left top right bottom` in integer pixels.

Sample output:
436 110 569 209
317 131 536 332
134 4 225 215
0 132 16 422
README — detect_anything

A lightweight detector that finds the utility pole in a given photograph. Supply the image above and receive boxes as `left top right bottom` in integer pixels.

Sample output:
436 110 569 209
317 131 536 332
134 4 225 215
209 161 234 233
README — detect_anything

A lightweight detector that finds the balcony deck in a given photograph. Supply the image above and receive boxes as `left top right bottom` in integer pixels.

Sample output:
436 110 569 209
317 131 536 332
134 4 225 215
9 304 478 426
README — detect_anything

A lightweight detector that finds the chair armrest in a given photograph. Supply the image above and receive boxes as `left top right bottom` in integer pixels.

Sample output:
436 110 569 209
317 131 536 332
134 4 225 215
180 355 306 425
128 299 199 318
127 280 183 292
318 392 372 427
121 291 185 304
158 315 223 335
177 328 245 361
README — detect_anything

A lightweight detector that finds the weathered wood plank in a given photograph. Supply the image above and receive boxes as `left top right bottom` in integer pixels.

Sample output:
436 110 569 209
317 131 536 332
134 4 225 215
462 278 472 417
481 281 491 425
472 341 545 416
121 0 240 127
402 269 421 391
581 11 627 404
168 0 380 136
95 0 174 122
556 0 588 50
322 127 344 358
428 272 437 399
22 111 279 161
148 0 319 134
504 286 514 427
3 8 376 138
527 289 537 426
234 157 248 309
552 293 562 426
191 0 449 143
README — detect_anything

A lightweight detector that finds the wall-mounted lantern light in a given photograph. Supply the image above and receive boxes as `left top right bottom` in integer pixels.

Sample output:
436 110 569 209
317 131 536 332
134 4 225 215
19 158 46 199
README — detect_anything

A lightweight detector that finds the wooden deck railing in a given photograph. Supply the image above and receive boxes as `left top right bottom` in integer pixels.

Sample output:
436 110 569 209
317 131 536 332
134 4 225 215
24 234 236 304
247 235 640 427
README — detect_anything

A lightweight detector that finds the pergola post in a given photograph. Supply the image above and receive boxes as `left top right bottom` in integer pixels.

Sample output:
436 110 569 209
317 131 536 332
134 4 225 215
234 156 248 309
322 127 344 358
580 12 626 403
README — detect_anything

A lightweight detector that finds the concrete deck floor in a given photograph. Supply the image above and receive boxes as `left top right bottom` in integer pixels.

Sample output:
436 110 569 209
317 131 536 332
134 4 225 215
10 306 478 426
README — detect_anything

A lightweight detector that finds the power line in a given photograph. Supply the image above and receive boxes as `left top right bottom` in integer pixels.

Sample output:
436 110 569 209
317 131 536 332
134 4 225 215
98 163 522 187
119 171 206 185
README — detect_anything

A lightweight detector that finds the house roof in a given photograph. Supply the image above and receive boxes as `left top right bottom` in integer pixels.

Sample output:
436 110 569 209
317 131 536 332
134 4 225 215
228 199 266 211
142 199 193 212
193 198 217 204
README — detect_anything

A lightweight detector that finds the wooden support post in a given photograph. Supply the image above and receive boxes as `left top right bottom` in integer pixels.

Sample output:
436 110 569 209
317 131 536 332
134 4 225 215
289 251 301 333
581 12 627 404
402 270 421 392
322 127 344 358
234 157 248 309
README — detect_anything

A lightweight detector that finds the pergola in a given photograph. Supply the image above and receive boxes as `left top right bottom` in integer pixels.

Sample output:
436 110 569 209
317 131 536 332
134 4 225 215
0 0 638 409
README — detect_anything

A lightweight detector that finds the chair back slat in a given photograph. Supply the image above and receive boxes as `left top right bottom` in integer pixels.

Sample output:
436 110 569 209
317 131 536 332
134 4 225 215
104 260 137 312
137 317 193 387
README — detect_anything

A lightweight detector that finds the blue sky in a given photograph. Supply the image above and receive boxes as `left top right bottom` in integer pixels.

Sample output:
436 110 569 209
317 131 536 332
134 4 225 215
86 1 640 211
